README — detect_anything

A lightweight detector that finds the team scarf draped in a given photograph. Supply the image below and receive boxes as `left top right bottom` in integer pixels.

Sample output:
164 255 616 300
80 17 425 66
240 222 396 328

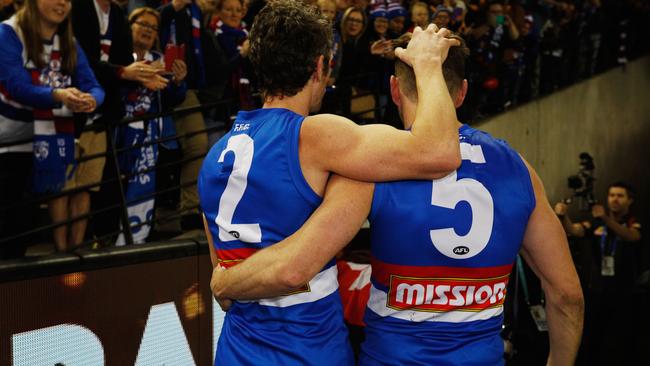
99 15 113 62
115 51 160 245
211 17 254 109
30 35 75 194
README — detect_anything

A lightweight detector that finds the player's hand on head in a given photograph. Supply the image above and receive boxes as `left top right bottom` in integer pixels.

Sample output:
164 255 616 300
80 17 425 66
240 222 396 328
395 24 460 68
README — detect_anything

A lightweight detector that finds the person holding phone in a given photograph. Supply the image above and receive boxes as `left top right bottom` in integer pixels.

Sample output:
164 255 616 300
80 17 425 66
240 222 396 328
70 0 168 246
113 7 187 244
159 0 212 231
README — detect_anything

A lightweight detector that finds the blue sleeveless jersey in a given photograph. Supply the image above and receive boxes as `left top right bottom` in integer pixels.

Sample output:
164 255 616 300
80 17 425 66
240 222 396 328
198 108 353 366
361 125 535 366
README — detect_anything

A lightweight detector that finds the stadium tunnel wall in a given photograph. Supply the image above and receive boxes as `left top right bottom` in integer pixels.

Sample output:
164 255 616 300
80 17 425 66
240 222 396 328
477 55 650 228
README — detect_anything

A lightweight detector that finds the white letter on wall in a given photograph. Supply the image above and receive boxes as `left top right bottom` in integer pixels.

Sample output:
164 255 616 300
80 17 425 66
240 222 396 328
12 324 104 366
134 302 196 366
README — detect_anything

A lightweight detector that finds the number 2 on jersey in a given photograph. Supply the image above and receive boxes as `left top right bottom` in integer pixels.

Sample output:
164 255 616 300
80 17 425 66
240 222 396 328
215 134 262 243
429 143 494 259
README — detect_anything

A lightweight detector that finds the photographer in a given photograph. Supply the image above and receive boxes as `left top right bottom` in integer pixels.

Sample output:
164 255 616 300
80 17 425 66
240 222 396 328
554 181 643 365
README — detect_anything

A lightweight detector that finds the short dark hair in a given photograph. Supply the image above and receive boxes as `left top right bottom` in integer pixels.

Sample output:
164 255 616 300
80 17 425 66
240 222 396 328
608 181 636 200
248 0 332 99
394 33 469 101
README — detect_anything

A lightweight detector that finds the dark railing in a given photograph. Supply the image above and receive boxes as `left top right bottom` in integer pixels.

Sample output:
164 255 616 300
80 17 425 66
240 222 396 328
1 45 648 257
0 75 389 256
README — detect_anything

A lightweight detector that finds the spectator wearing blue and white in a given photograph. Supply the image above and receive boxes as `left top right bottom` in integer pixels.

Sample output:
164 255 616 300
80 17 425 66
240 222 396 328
209 0 255 110
385 0 406 37
70 0 169 247
113 6 187 245
158 0 212 230
0 0 104 254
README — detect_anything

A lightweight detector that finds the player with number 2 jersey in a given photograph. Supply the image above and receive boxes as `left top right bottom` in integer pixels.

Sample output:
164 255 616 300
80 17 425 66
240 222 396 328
199 108 351 365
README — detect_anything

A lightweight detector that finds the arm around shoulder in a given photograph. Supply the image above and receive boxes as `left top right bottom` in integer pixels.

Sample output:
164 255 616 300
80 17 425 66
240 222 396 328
210 175 374 300
302 114 460 182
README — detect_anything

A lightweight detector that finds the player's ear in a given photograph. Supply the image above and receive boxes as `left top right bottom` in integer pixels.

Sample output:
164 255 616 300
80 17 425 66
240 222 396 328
314 55 325 81
390 75 401 108
454 79 468 108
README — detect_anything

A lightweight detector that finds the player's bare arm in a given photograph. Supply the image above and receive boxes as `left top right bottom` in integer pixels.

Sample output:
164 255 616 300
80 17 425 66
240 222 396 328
302 25 461 182
520 158 584 366
210 175 374 300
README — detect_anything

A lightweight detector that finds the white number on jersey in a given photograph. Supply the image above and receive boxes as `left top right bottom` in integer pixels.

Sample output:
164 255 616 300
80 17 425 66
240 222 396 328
215 134 262 243
429 143 494 259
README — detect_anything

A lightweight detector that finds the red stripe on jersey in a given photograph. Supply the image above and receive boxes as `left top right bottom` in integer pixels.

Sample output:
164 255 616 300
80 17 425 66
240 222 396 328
371 258 514 286
216 247 258 264
372 259 514 313
387 274 510 312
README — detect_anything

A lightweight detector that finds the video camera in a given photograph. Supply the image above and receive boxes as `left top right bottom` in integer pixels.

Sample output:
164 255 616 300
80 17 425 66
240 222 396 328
564 152 596 210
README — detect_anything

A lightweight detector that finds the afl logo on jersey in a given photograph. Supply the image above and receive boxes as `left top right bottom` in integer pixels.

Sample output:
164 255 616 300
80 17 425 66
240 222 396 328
453 246 470 255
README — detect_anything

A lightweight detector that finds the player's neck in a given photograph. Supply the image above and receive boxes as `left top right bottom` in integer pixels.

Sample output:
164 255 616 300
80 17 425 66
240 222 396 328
402 105 462 130
262 91 311 117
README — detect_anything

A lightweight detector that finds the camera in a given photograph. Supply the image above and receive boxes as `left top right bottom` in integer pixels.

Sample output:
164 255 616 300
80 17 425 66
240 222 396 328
564 152 596 210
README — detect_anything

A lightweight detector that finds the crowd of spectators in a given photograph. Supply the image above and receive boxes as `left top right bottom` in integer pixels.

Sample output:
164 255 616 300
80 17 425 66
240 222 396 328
0 0 648 258
315 0 649 121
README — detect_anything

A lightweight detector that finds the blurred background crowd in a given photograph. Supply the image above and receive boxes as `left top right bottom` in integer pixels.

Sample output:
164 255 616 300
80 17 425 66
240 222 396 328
0 0 648 255
0 1 648 364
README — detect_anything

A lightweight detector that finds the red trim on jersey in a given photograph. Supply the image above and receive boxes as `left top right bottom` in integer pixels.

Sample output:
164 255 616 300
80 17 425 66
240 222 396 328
216 247 258 261
371 258 514 286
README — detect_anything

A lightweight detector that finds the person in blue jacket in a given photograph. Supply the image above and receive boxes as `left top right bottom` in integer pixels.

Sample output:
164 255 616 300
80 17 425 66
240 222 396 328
0 0 104 256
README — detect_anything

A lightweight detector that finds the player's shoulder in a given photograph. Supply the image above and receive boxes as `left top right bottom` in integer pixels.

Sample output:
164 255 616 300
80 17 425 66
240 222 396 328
461 125 525 167
203 132 231 164
460 124 512 150
301 114 358 144
303 113 355 128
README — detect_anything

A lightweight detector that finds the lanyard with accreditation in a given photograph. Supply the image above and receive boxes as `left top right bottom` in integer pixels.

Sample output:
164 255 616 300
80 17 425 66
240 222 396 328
600 225 618 277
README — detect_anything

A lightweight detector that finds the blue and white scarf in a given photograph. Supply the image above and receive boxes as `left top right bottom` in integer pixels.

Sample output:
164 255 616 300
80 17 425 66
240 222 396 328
115 51 160 245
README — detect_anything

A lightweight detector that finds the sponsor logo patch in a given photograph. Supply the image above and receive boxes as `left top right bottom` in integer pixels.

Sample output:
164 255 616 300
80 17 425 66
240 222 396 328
387 274 509 313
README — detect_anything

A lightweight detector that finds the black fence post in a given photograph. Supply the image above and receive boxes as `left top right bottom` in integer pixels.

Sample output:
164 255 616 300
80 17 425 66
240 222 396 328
105 123 134 246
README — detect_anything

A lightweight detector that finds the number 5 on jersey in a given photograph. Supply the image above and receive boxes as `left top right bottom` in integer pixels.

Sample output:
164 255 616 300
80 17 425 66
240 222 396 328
215 134 262 243
430 143 494 259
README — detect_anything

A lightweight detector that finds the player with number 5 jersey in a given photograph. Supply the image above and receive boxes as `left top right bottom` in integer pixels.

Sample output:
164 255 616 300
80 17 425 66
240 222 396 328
208 34 584 366
199 1 463 365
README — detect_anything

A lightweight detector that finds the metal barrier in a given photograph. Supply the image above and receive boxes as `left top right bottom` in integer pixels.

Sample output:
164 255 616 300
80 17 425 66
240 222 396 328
3 43 647 256
0 74 385 256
